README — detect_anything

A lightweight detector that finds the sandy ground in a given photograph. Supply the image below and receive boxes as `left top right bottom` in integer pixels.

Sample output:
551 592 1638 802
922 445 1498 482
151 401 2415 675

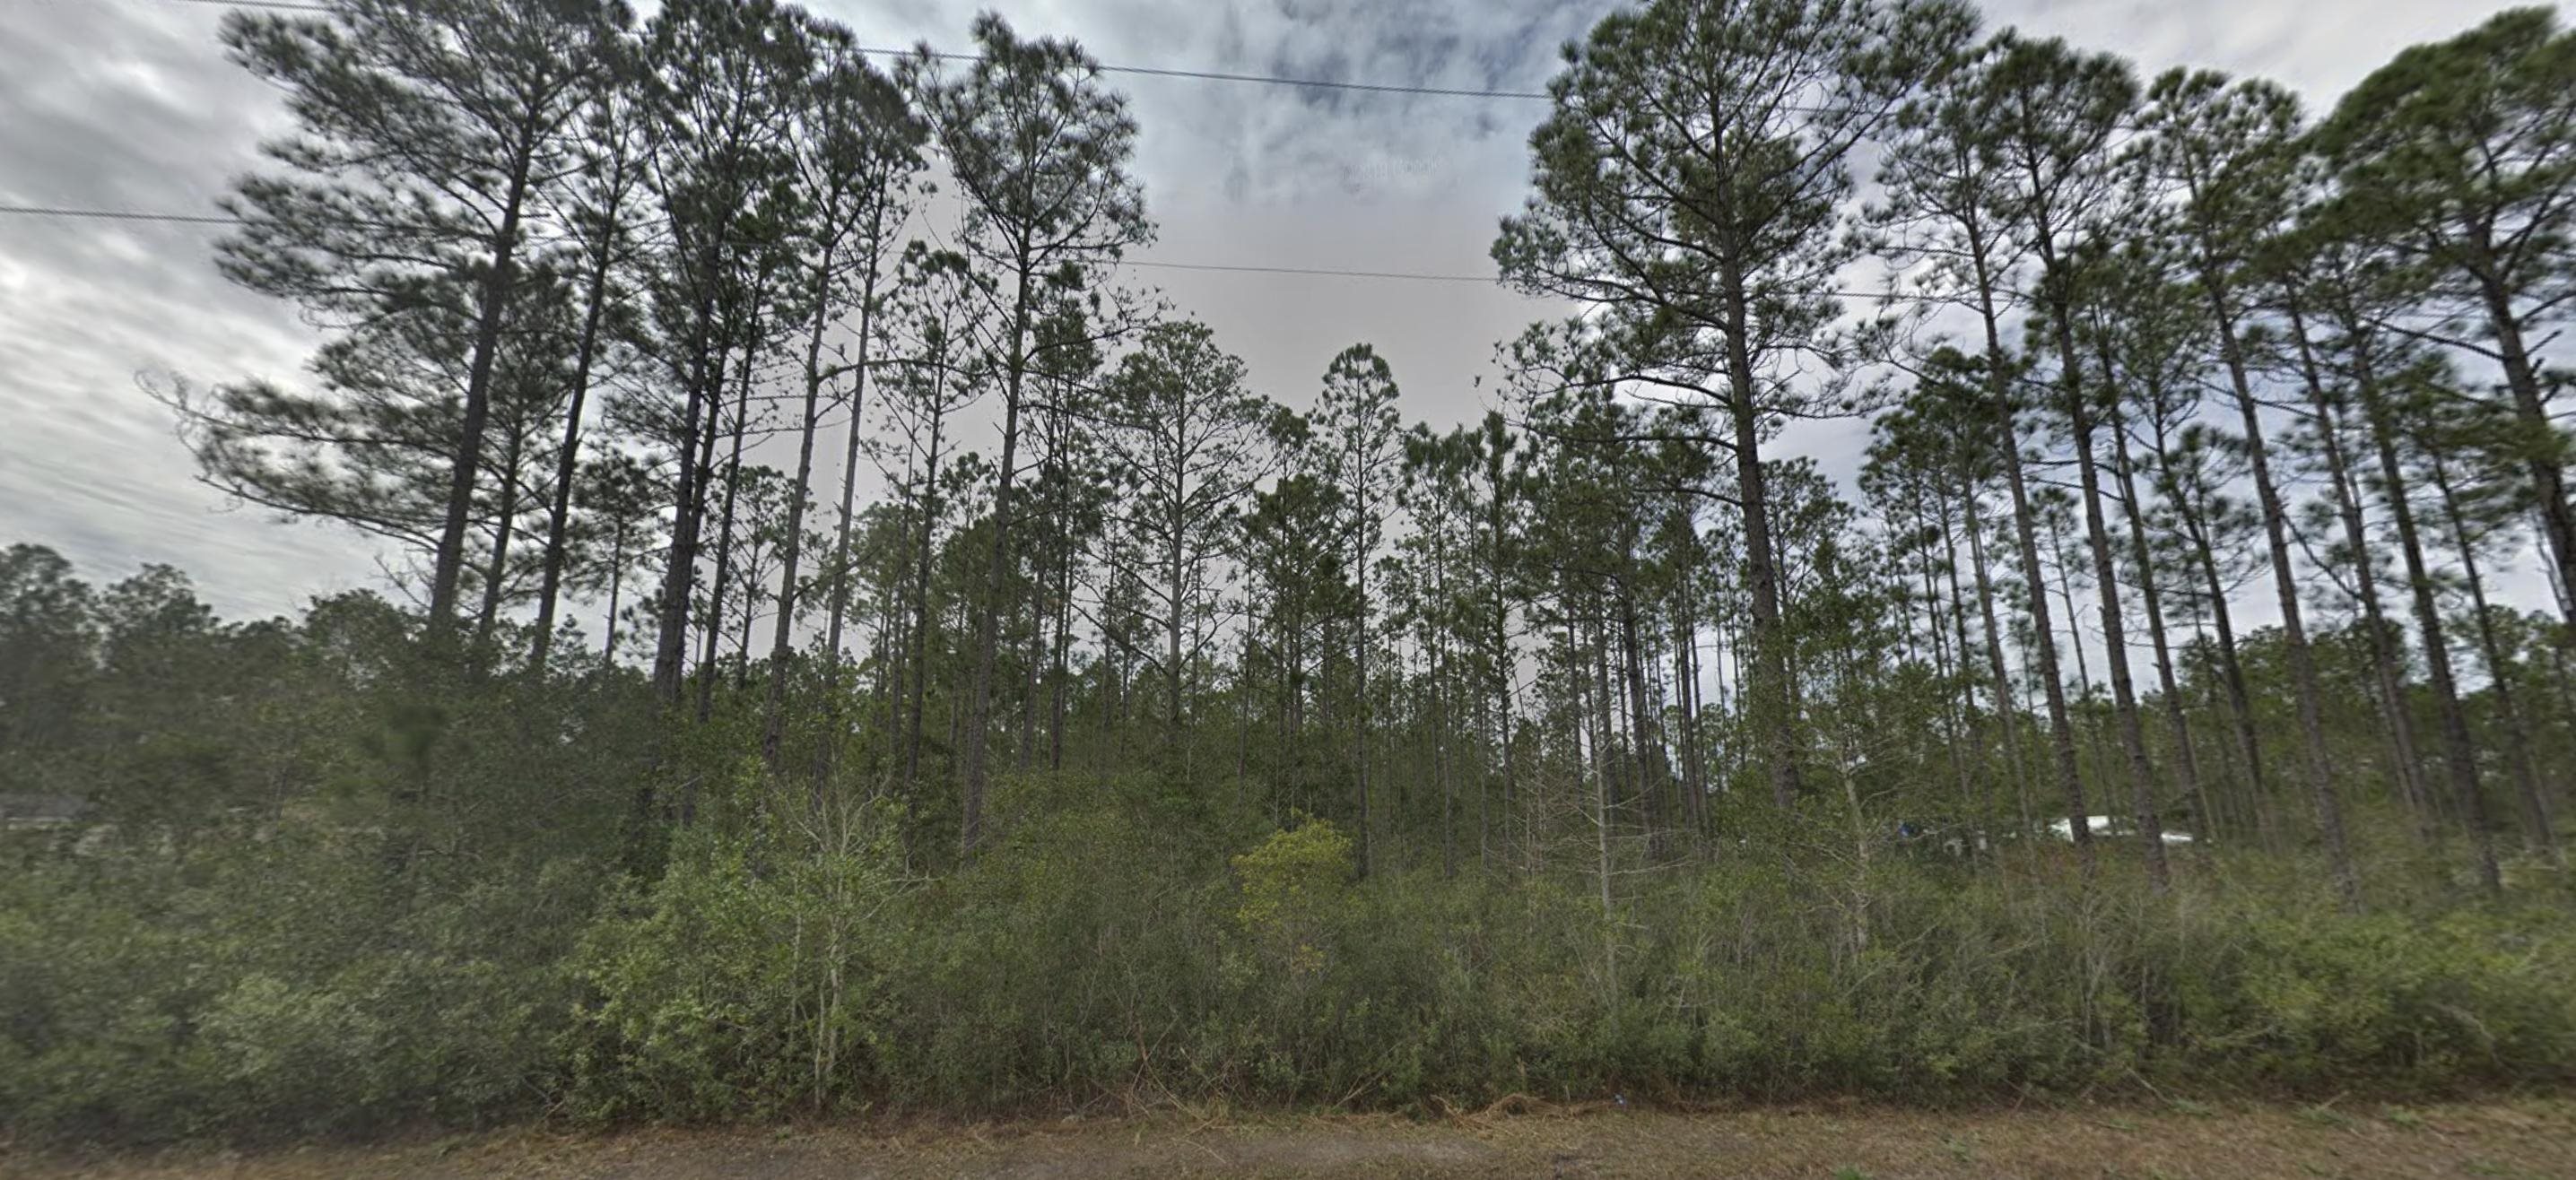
11 1098 2575 1179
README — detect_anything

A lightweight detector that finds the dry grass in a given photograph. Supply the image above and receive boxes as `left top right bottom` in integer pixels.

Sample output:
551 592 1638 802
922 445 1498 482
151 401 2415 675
11 1098 2574 1179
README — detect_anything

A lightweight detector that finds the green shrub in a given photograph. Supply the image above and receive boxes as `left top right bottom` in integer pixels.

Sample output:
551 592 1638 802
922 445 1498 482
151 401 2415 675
875 772 1231 1108
1230 814 1354 976
6 787 2574 1143
564 795 905 1121
0 829 591 1142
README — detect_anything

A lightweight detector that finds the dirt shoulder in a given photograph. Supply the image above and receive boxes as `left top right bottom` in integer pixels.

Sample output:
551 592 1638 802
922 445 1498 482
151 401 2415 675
11 1097 2574 1179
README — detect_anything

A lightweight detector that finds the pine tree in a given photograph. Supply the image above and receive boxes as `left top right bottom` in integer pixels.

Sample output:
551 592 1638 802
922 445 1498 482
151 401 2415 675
636 0 813 711
1315 344 1404 875
910 14 1151 854
214 0 621 644
2135 64 2359 906
530 31 648 675
2317 8 2576 629
1101 320 1272 777
761 31 926 777
1497 0 1970 811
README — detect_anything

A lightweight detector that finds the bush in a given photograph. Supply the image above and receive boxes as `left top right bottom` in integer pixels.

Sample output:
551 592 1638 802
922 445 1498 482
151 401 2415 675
6 784 2573 1143
0 831 586 1141
1230 814 1354 976
565 791 906 1121
873 771 1232 1108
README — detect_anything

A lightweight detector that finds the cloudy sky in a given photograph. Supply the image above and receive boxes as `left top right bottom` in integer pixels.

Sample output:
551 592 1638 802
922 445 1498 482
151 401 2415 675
0 0 2541 626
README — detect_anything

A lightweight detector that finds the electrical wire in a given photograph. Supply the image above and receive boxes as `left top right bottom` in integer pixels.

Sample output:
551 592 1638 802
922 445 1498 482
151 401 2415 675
152 0 1554 100
1 204 1920 299
857 47 1550 100
0 202 1519 283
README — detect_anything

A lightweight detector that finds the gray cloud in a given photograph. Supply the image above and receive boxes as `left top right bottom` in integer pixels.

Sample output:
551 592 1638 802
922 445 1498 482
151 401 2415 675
2 0 366 620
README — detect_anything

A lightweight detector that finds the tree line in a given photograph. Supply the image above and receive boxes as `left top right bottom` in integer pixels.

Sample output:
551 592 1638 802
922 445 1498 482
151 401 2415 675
109 0 2576 907
10 0 2576 1141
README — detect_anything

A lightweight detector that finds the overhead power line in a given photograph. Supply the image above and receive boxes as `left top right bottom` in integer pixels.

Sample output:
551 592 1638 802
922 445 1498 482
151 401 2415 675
1118 258 1495 283
2 204 1925 301
0 203 1519 284
1092 61 1545 101
153 0 1553 100
860 48 1550 100
0 204 245 226
156 1 1979 123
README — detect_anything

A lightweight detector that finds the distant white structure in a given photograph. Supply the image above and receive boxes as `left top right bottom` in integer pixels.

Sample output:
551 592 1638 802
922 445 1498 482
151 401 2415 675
0 793 91 830
2045 815 2194 846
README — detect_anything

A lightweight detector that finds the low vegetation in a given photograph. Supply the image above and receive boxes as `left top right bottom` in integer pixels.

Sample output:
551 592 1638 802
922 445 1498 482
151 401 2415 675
2 574 2571 1142
11 0 2576 1153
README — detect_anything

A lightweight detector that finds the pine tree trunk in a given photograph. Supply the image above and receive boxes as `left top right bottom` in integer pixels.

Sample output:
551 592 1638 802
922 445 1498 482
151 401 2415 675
1438 632 1458 879
2476 279 2576 631
2058 332 2167 889
1673 543 1708 850
1723 320 1802 808
1931 488 1987 839
2046 502 2114 779
1913 490 1978 844
697 325 761 726
1166 438 1188 766
472 420 526 654
430 144 535 642
814 242 885 787
1493 475 1520 871
2428 450 2558 865
2102 393 2208 845
767 251 843 777
1432 523 1457 876
2158 429 2271 849
1017 577 1043 773
902 405 946 820
1569 599 1612 917
651 285 722 708
1981 302 2091 870
1353 490 1377 879
530 203 623 674
1619 581 1668 862
2354 343 2501 894
2284 308 2434 841
1959 473 2031 832
2202 272 2359 908
1049 525 1073 772
2048 496 2110 852
601 522 626 666
735 563 759 687
1587 612 1607 824
959 265 1037 856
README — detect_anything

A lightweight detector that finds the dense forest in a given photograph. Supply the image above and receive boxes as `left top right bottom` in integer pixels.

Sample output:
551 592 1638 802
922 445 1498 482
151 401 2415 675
6 0 2576 1143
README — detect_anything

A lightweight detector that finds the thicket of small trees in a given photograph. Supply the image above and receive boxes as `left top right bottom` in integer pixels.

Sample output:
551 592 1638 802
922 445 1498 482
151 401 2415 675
8 0 2576 1143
